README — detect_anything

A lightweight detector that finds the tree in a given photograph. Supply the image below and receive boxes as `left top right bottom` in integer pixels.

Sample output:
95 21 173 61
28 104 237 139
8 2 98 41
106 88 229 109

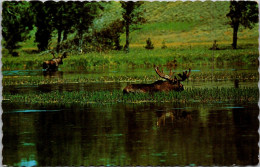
120 1 144 52
73 2 103 52
31 1 102 52
92 19 124 51
2 1 34 55
51 1 79 52
30 1 56 51
226 1 258 49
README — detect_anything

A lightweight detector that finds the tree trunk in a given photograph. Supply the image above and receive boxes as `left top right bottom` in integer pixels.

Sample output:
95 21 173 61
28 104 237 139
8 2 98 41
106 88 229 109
232 23 239 49
124 20 130 52
57 29 62 52
63 30 68 41
114 34 122 50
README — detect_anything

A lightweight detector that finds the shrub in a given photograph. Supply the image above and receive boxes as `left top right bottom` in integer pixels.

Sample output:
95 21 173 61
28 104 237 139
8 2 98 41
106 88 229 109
161 40 167 49
144 38 154 49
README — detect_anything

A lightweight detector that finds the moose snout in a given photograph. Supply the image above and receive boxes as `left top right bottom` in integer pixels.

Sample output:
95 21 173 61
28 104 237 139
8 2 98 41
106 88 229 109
179 84 184 91
180 86 184 91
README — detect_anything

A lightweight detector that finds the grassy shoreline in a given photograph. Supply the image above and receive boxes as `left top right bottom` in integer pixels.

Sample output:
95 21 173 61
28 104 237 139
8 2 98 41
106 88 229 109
2 45 259 71
3 87 258 104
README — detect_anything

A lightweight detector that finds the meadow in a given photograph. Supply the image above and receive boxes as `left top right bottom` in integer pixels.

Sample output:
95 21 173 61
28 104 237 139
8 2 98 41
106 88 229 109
2 45 259 71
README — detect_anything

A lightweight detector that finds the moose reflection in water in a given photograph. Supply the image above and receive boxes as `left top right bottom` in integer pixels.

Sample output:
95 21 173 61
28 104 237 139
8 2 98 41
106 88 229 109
156 110 192 127
123 66 191 93
43 71 64 79
42 51 68 71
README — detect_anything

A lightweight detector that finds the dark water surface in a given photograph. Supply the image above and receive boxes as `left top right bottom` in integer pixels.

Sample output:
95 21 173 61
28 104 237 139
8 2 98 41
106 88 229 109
2 64 259 165
2 102 258 166
2 63 258 77
3 64 258 93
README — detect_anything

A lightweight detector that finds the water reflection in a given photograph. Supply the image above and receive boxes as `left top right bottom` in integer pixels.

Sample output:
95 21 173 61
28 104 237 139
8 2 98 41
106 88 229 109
43 71 64 79
3 82 127 94
2 102 258 166
18 158 37 166
156 110 192 127
234 79 239 88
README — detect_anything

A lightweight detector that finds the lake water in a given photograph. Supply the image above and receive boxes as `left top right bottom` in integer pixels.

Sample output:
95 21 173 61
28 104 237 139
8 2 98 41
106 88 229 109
2 64 259 166
2 102 258 166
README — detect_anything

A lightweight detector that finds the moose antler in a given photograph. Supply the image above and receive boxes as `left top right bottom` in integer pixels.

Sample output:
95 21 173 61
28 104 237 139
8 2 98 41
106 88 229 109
178 68 191 81
155 66 175 82
155 67 191 82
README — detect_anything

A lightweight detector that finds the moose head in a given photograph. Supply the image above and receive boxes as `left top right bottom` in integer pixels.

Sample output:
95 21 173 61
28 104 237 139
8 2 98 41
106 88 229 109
43 52 68 71
123 66 191 93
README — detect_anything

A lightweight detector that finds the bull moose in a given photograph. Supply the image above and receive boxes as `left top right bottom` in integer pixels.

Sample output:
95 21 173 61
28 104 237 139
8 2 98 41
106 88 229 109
123 66 191 93
43 51 68 71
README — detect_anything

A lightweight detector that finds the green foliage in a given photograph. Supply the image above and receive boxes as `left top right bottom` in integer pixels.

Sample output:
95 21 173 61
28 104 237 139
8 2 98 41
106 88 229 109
30 1 103 52
73 2 103 51
30 1 55 51
226 1 258 49
227 1 258 29
2 1 34 54
91 19 124 51
120 1 145 25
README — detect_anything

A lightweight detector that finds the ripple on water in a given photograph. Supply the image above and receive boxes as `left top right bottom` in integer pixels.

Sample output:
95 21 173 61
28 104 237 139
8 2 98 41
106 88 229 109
5 109 60 114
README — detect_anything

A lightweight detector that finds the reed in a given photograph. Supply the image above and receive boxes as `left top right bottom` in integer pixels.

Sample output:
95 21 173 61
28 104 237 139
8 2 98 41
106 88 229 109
3 71 258 86
4 87 258 104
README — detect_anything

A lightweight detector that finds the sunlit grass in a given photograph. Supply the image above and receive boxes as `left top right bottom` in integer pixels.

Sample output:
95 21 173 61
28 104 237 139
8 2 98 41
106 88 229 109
2 45 258 71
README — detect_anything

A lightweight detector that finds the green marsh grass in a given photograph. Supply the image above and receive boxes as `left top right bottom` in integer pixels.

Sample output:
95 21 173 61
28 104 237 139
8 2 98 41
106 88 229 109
4 87 258 104
2 71 259 86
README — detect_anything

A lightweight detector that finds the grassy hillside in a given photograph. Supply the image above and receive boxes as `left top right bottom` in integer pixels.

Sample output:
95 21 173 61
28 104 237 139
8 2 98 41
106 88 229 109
128 1 258 47
4 1 258 53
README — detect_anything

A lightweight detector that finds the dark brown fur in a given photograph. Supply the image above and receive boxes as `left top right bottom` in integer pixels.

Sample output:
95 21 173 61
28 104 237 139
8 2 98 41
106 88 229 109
123 80 184 94
43 52 67 71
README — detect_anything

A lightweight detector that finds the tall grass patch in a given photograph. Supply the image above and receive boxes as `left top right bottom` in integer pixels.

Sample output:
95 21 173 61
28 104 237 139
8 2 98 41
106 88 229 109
4 87 258 104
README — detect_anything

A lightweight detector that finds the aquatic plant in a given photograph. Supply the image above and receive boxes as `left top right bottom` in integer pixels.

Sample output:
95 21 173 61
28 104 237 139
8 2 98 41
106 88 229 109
3 71 258 86
4 87 258 104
